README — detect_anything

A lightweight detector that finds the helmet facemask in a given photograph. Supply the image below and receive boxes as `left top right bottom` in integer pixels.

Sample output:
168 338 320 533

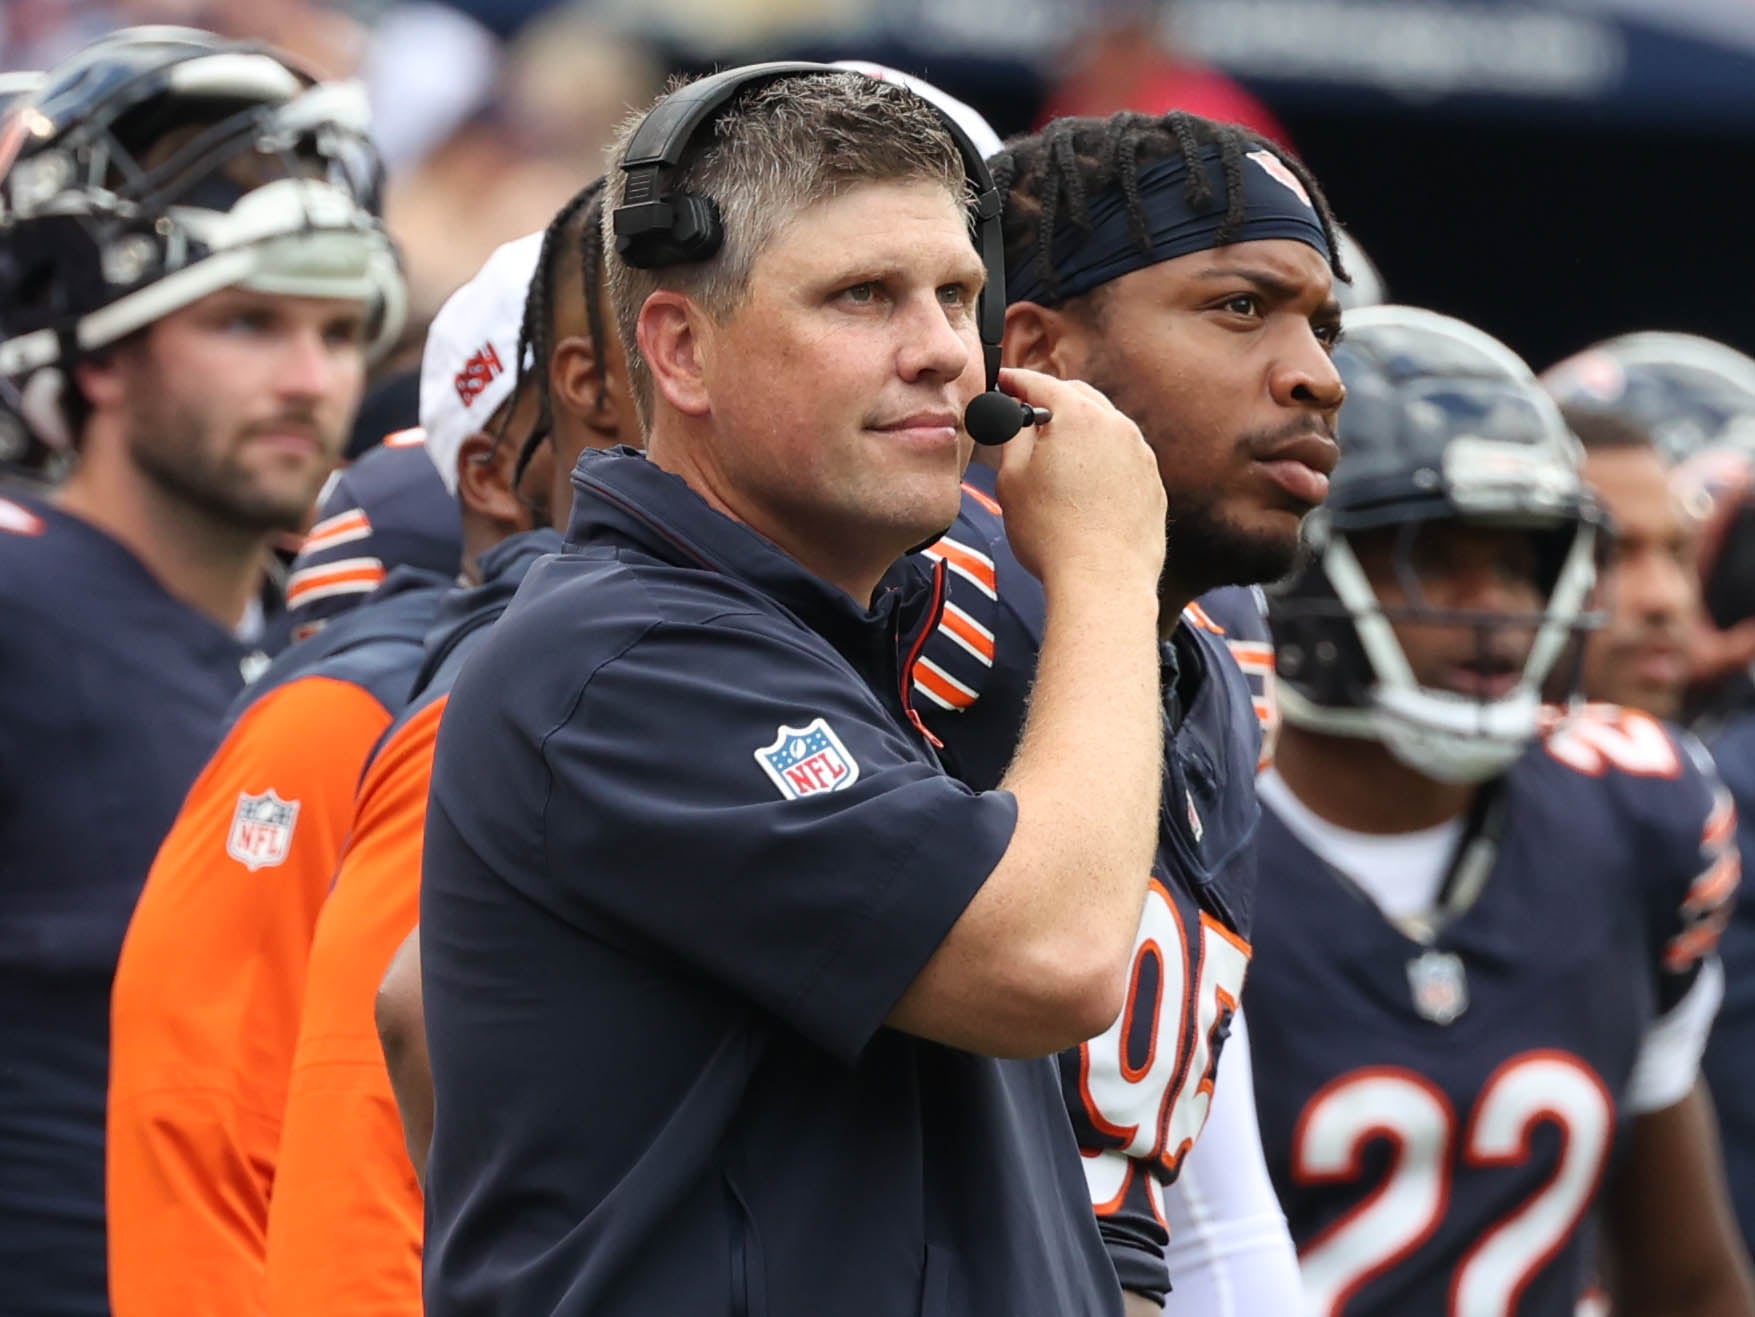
1278 508 1600 783
0 38 404 453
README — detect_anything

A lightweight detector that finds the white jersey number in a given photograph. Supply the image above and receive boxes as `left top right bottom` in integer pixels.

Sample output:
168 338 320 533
1078 880 1252 1211
1292 1051 1614 1317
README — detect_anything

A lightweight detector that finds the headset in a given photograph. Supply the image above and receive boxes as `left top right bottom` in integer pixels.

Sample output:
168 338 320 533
611 61 1041 445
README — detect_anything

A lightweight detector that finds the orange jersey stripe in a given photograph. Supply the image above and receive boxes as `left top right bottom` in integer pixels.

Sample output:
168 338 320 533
913 655 979 711
1704 793 1737 850
265 697 448 1317
1227 641 1274 669
108 676 394 1317
1665 914 1731 973
1183 602 1226 635
1686 853 1741 915
922 536 997 598
285 559 386 608
939 600 996 665
300 509 372 556
381 427 427 449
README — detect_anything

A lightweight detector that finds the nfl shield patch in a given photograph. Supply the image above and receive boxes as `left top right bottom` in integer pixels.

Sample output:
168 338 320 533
1406 948 1469 1026
755 718 860 801
227 789 300 871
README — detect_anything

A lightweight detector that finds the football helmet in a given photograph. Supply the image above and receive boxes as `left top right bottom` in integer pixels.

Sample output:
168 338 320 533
1674 443 1755 633
1271 306 1602 783
0 26 405 454
0 70 47 482
1541 331 1755 464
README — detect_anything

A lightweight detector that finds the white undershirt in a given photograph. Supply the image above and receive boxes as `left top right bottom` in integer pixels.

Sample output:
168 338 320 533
1257 767 1463 922
1159 1009 1305 1316
1255 767 1720 1116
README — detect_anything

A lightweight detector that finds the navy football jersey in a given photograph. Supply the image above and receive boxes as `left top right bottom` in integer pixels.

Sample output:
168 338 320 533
0 492 251 1312
914 464 1267 1301
1193 583 1278 769
1246 707 1735 1317
1702 711 1755 1259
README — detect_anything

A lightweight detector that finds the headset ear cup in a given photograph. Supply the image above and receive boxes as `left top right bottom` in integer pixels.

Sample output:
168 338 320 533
614 192 723 269
670 195 723 263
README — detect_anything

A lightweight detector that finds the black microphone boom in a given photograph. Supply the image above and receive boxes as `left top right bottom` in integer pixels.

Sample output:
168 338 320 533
963 391 1052 447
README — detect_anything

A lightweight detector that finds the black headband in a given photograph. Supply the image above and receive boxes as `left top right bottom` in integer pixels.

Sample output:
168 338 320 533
1008 145 1332 307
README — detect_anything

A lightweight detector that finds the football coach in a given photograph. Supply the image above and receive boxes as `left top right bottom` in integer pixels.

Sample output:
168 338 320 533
418 65 1168 1317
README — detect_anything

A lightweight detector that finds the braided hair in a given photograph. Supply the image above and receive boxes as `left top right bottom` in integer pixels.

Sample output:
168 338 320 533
510 175 610 486
989 112 1345 307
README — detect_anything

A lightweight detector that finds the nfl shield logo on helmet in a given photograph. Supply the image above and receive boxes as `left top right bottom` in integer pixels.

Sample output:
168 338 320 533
227 789 300 871
755 718 861 801
1406 948 1470 1026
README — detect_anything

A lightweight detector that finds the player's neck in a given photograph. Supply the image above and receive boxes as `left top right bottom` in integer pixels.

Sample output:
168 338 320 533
1156 573 1195 635
1274 722 1477 835
56 450 267 631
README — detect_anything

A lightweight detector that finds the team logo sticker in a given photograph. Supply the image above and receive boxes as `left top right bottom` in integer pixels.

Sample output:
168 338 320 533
1406 948 1469 1026
227 789 300 871
756 718 860 801
1246 148 1313 208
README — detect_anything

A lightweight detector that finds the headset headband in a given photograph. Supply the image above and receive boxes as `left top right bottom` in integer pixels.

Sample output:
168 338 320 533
612 60 1005 390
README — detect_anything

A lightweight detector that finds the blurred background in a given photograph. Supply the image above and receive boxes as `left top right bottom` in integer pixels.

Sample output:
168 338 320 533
7 0 1752 376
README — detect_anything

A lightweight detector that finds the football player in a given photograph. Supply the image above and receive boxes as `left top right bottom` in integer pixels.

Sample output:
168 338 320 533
1557 404 1700 723
0 27 400 1312
107 180 624 1316
1247 305 1755 1315
1546 335 1755 1265
1544 332 1755 718
914 108 1347 1313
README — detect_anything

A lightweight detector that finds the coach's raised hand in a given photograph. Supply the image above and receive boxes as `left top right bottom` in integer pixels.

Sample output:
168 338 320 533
991 365 1167 590
887 364 1166 1058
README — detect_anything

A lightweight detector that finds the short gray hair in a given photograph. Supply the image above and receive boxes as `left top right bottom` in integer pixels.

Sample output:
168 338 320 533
602 71 971 434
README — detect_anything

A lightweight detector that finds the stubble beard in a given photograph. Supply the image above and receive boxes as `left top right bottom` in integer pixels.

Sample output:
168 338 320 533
1083 363 1304 601
1162 491 1304 600
124 391 330 535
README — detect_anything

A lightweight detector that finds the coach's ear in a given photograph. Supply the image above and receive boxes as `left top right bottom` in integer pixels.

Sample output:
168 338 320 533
637 291 711 419
1003 301 1091 380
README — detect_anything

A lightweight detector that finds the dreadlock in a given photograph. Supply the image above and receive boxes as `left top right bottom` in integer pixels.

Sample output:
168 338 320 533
509 175 609 486
989 111 1345 307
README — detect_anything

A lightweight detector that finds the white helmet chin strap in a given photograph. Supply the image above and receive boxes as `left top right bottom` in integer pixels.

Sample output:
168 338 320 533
1371 685 1541 784
1283 522 1598 784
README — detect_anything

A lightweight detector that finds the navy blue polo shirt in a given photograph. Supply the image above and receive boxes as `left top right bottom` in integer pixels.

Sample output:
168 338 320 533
420 448 1121 1317
0 491 250 1314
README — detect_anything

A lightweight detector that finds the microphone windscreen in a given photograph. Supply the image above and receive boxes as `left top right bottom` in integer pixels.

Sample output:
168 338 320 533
963 390 1026 447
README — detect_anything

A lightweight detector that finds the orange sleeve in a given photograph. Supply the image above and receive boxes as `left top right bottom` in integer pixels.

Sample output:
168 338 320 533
108 676 393 1317
265 696 446 1317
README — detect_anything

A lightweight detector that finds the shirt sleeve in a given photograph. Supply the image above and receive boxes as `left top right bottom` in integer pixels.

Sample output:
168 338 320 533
521 613 1018 1065
1650 731 1740 1010
1626 955 1725 1116
265 698 442 1317
1158 1008 1305 1315
107 676 393 1317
